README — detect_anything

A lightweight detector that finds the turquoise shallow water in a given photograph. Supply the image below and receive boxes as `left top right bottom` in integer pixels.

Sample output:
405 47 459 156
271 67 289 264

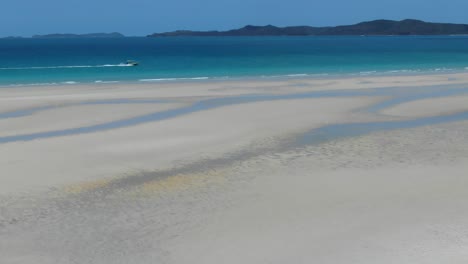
1 36 468 86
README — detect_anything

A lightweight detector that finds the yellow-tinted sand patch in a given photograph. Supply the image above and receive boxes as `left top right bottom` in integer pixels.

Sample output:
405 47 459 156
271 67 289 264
62 170 225 196
64 178 112 194
139 170 226 195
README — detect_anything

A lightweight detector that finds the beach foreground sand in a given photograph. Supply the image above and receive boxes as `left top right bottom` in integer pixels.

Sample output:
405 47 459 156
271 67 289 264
1 73 468 263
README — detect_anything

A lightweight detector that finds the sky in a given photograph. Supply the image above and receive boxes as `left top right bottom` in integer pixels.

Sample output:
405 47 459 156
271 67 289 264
2 0 468 37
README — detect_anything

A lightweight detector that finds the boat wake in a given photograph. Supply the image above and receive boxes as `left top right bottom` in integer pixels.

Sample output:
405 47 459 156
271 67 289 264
0 64 133 70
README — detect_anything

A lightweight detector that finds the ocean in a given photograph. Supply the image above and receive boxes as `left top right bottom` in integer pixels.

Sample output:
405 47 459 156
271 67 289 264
1 36 468 86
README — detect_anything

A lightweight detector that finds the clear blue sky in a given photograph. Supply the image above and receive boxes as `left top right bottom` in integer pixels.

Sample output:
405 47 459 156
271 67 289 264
2 0 468 37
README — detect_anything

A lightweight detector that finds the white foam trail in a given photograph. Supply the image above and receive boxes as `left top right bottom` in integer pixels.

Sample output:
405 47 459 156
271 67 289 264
139 77 209 82
5 82 59 87
0 64 133 70
359 71 378 75
314 73 330 76
95 80 120 84
62 81 78 84
139 78 178 82
434 68 453 71
286 74 309 77
386 70 412 73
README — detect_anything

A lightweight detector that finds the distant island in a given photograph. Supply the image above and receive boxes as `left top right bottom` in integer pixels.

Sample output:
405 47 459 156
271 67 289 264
1 36 24 39
148 19 468 37
32 32 125 38
3 20 468 39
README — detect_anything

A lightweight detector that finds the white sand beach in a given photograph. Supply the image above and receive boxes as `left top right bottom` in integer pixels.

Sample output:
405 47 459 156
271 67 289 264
1 73 468 264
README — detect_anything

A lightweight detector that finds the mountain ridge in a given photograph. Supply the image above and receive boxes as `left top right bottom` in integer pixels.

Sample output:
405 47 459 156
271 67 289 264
148 19 468 37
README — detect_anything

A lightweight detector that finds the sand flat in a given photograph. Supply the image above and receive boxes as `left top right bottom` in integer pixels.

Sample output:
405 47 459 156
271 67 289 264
0 103 185 137
168 120 468 264
2 73 468 264
382 95 468 118
0 96 378 195
170 163 468 264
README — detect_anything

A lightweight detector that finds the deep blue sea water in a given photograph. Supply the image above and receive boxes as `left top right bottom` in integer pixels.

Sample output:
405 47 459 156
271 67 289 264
1 36 468 86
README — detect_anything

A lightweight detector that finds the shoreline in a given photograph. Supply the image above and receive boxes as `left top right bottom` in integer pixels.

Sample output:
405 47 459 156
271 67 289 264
3 71 468 97
2 68 468 89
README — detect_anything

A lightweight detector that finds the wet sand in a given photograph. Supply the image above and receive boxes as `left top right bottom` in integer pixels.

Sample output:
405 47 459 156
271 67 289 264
1 73 468 263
